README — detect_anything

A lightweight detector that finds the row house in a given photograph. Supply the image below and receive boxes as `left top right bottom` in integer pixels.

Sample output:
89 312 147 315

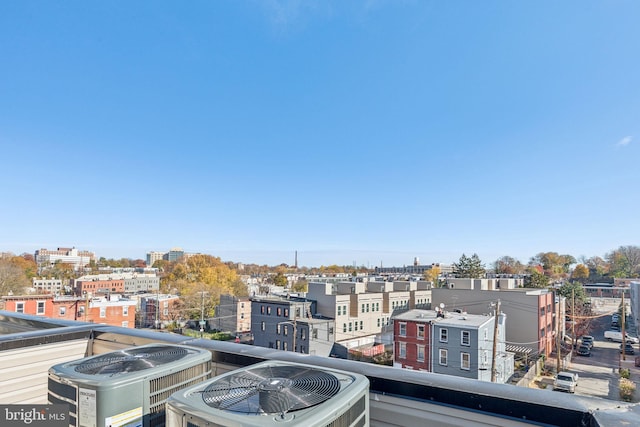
432 287 556 358
32 277 65 294
212 295 251 334
306 280 432 355
1 294 137 328
250 296 335 357
393 309 513 383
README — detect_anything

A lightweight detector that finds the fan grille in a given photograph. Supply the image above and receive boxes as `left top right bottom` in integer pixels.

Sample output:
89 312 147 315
201 365 344 415
73 345 190 375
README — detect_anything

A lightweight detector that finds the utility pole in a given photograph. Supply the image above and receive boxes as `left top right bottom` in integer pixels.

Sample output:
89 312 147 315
572 288 576 350
556 297 561 373
621 292 626 361
491 300 500 382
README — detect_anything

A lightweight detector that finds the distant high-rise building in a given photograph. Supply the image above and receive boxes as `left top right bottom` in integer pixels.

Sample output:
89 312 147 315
164 247 185 262
146 251 165 267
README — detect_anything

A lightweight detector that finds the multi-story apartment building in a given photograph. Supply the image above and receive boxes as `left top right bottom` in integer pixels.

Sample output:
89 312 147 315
251 296 335 357
306 280 433 357
1 294 137 328
31 277 64 294
374 261 454 276
392 309 513 383
34 247 95 272
146 251 165 267
74 273 159 296
213 295 251 334
432 287 556 358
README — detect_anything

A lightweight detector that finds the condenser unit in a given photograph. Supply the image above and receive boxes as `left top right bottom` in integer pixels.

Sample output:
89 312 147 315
48 343 212 427
165 360 369 427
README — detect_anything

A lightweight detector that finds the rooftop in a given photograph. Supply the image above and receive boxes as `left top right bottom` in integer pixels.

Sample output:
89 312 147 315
1 310 638 426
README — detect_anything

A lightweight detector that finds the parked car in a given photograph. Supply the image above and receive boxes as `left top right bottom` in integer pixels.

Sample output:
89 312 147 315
576 345 591 356
581 336 594 349
554 372 579 393
620 343 635 355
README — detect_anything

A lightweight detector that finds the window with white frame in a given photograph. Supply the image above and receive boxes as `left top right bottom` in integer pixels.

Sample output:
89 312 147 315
59 306 66 316
36 301 45 315
123 306 129 316
284 325 289 336
261 321 266 331
439 328 448 342
417 345 425 362
100 307 106 318
277 324 281 334
439 349 448 366
16 302 24 313
417 324 425 339
399 342 406 358
399 322 407 337
461 330 470 346
461 352 470 370
122 321 129 328
276 340 280 350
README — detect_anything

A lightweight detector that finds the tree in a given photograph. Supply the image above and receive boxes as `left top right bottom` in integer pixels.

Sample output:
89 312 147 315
0 258 32 295
492 256 524 275
528 252 576 279
272 272 288 287
423 265 441 284
453 253 486 278
571 264 589 282
606 245 640 278
584 256 608 279
524 269 549 288
292 279 308 293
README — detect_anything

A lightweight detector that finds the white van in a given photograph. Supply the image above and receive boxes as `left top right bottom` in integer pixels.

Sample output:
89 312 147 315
604 330 639 344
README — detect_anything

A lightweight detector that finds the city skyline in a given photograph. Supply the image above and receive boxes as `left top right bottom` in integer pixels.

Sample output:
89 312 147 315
1 2 638 268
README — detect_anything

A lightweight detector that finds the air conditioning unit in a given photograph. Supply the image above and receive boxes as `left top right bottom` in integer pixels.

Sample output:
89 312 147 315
165 360 369 427
48 343 212 427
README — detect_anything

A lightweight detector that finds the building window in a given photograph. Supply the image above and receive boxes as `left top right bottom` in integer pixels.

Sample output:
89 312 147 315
284 308 289 317
399 322 407 337
343 323 347 333
261 305 265 314
349 323 352 332
337 306 342 316
417 345 425 362
267 307 272 315
439 349 448 366
312 328 318 339
99 307 106 318
163 309 168 316
15 302 24 313
461 330 470 346
283 341 288 351
59 307 66 316
377 318 381 327
440 328 448 342
376 302 380 311
417 324 425 340
343 305 347 315
301 329 306 340
261 321 266 331
366 303 370 312
540 328 545 338
354 322 358 331
284 325 289 336
362 304 365 313
277 324 281 334
360 320 363 330
540 306 545 316
37 301 45 315
240 313 244 319
399 342 407 358
123 306 129 316
461 352 470 370
241 302 245 309
277 307 282 316
276 340 280 350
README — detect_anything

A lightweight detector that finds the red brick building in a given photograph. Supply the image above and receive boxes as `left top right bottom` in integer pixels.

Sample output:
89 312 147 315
2 294 137 328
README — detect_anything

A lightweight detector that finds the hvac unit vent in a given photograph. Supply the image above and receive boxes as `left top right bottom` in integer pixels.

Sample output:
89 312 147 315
48 343 212 427
166 360 369 427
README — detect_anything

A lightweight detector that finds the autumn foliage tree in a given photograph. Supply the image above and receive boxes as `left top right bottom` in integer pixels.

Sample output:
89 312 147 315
571 264 589 282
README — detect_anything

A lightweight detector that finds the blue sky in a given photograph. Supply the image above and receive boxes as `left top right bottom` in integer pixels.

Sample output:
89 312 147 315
1 1 638 268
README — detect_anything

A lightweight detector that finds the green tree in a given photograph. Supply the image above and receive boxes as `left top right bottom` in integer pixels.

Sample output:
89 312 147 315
492 256 524 275
292 279 308 293
524 269 549 288
606 245 640 278
453 253 486 278
272 272 288 287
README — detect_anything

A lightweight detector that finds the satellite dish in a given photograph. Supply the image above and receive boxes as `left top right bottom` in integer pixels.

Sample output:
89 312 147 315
440 303 445 309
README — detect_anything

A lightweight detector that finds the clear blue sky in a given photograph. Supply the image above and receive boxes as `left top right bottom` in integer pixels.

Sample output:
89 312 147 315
1 1 638 268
